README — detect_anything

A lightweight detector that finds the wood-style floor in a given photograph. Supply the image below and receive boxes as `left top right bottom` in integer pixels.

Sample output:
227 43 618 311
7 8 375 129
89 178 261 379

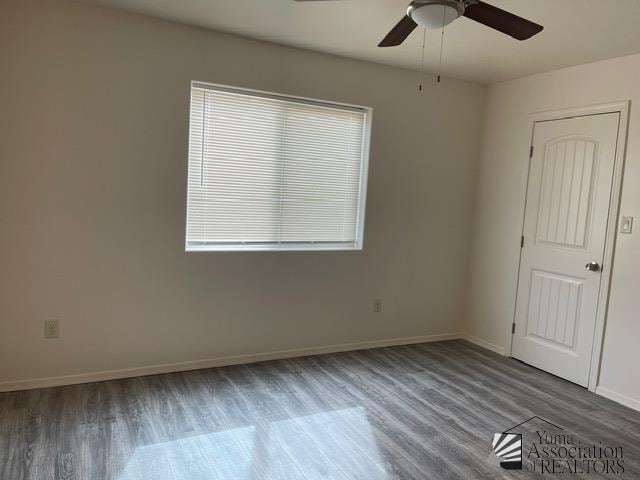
1 340 639 479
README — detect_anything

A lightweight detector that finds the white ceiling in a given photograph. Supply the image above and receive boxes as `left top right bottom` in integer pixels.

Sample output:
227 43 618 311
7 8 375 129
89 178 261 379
82 0 640 83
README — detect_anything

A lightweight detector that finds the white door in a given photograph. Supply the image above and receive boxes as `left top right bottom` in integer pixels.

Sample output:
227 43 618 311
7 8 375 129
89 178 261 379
512 113 620 387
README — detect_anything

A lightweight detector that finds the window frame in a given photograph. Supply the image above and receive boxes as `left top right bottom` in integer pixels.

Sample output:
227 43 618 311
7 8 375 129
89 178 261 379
184 81 373 253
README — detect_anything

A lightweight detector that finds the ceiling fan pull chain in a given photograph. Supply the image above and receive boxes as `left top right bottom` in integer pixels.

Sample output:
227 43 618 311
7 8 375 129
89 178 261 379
419 27 426 91
437 3 446 83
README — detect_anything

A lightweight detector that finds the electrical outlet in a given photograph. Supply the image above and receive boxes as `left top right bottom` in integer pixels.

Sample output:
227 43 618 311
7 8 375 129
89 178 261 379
373 299 383 313
44 319 60 338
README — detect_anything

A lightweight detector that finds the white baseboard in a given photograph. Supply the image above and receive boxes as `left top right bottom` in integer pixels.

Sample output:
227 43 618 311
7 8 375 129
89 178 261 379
0 332 463 392
596 386 640 413
461 334 507 356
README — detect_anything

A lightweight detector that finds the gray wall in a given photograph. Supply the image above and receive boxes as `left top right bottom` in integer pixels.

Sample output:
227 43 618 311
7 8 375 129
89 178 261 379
0 0 485 385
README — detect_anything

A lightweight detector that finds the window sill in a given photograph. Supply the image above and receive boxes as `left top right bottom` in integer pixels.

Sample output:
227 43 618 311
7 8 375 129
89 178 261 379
185 243 363 252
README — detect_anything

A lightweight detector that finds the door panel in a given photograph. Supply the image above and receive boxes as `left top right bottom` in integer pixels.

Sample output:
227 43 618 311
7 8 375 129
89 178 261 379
536 139 596 249
513 113 619 387
526 270 582 349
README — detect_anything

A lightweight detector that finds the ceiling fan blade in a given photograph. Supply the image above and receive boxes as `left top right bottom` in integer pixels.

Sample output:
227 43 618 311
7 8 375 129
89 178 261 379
463 1 543 40
378 15 418 47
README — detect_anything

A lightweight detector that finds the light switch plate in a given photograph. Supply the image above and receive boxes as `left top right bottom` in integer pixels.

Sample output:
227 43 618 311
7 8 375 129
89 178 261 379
621 216 633 234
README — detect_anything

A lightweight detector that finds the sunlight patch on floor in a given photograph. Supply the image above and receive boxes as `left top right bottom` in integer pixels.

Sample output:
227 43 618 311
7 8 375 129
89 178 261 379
119 406 388 480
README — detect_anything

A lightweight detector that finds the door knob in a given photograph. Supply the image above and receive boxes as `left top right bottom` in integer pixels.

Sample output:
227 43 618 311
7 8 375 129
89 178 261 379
585 262 601 272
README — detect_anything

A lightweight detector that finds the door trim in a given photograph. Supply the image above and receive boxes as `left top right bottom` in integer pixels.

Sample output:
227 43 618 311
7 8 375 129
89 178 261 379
508 101 630 393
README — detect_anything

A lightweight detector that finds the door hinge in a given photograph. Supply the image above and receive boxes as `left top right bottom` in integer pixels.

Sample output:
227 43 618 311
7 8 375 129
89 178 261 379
521 236 525 248
530 145 534 157
512 323 516 334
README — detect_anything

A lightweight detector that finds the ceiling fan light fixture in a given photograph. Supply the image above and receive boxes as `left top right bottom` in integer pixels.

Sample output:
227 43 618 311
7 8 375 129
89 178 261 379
407 0 464 29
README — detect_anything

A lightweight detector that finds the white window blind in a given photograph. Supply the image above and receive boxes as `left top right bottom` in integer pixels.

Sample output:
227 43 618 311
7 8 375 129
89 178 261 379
185 82 371 251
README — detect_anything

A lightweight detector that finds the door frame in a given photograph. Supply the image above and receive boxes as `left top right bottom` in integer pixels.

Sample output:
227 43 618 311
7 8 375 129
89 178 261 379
507 101 630 392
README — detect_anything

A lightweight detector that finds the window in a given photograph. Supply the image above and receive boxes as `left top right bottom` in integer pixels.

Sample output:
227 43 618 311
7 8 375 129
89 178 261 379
185 82 371 251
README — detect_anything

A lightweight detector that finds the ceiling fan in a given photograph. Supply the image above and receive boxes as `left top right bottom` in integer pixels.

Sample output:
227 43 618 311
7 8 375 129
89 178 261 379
294 0 544 46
